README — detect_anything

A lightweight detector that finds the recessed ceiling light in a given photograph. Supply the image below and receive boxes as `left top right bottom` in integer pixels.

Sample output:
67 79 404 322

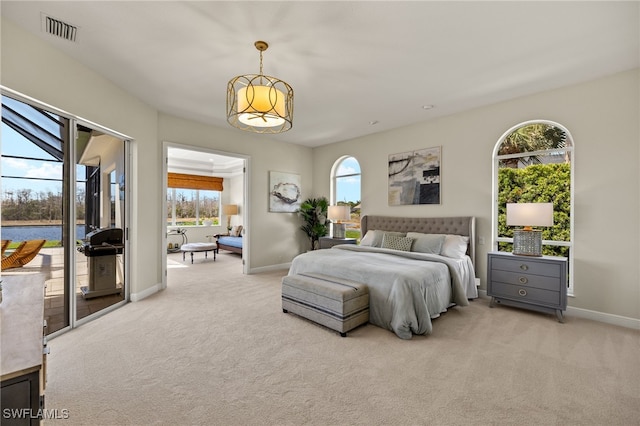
422 105 435 110
369 120 379 125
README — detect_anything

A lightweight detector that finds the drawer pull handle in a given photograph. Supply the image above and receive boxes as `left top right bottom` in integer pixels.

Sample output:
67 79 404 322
518 289 527 297
519 277 528 284
520 264 529 271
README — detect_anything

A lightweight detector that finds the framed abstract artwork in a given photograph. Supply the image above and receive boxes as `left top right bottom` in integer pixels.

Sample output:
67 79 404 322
269 171 302 212
388 146 441 205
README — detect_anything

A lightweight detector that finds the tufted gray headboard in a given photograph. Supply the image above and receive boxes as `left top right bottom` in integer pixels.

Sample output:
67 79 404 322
360 215 476 267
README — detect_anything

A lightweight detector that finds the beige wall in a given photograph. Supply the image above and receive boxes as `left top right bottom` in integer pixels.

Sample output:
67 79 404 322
3 17 638 321
313 69 640 320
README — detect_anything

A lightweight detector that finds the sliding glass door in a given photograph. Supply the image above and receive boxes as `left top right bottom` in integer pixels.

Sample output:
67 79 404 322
1 92 130 336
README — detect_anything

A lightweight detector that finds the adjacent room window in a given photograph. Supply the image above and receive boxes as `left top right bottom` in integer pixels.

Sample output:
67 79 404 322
492 120 574 292
331 156 362 239
166 188 221 226
166 173 222 226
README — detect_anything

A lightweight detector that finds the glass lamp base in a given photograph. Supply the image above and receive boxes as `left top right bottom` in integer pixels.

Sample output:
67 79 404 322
513 229 542 256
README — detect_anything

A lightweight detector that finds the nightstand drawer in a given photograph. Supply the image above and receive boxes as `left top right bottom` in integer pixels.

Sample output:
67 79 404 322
491 257 562 278
490 282 560 306
491 269 559 292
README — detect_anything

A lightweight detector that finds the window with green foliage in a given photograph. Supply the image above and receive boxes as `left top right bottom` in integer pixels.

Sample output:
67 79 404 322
493 121 574 290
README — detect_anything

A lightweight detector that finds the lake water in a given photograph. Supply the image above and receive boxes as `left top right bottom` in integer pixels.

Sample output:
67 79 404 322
1 225 86 242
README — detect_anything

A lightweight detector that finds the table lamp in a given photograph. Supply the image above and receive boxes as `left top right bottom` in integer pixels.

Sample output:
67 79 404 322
506 202 553 256
223 204 238 231
328 205 350 239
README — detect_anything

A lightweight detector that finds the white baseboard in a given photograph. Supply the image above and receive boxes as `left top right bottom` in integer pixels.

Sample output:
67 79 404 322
130 282 161 302
249 262 291 274
566 306 640 330
477 289 639 330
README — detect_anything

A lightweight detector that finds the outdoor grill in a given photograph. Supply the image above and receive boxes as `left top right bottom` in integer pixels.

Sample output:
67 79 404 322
78 228 124 299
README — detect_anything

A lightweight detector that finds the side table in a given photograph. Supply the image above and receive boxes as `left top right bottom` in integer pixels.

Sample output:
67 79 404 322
319 237 357 249
487 251 568 322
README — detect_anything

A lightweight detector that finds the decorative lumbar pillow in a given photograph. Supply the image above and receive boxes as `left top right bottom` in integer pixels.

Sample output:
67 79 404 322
360 230 406 248
381 233 414 252
406 232 446 254
230 225 243 237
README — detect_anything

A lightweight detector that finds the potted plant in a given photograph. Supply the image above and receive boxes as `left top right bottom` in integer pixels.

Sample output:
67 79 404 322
298 197 329 250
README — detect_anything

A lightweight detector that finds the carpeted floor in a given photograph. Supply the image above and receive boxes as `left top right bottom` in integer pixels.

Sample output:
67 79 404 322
43 251 640 425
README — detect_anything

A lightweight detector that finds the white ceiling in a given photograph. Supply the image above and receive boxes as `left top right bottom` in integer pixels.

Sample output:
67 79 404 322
167 147 244 177
2 1 638 148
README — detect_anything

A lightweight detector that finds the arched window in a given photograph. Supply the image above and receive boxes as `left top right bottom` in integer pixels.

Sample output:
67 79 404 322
331 156 361 239
492 120 575 292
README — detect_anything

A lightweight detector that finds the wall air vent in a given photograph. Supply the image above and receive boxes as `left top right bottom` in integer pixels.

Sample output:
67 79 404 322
42 14 78 42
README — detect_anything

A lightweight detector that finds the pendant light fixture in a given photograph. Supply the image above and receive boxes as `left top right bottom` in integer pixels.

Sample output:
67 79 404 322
227 41 293 133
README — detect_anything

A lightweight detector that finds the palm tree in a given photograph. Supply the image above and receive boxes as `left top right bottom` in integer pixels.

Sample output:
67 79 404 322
498 124 567 168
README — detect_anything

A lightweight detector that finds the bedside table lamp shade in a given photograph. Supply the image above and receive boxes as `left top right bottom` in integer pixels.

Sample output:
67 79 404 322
328 205 350 239
507 203 553 256
223 204 238 230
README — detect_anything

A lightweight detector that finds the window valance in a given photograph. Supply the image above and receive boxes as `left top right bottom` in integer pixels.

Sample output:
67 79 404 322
167 172 223 191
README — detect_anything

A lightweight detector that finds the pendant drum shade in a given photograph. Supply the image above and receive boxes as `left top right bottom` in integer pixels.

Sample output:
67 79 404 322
227 41 293 133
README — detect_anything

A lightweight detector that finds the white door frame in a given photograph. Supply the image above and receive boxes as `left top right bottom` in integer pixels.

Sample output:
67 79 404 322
161 141 250 289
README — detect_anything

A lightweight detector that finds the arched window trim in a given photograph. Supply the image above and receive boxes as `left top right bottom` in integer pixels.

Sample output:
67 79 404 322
491 119 575 294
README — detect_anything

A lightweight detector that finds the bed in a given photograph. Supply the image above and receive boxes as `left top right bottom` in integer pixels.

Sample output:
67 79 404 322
288 215 477 339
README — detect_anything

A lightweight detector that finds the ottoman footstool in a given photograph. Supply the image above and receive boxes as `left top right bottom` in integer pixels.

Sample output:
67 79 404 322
282 273 369 337
180 242 218 263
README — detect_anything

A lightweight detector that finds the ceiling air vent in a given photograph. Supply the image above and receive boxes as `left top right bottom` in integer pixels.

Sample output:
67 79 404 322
42 14 78 42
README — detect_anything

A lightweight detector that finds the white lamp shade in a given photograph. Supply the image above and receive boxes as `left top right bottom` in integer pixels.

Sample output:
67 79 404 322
506 203 554 227
328 205 350 222
237 85 286 127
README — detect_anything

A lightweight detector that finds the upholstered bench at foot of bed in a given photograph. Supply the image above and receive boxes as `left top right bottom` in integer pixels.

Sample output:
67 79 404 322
282 273 369 337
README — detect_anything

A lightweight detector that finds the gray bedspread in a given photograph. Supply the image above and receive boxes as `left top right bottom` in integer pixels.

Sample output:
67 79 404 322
288 245 476 339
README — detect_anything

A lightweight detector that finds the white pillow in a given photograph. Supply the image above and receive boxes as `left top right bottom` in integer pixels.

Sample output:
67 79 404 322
438 234 469 258
360 230 383 247
406 232 446 254
360 230 406 248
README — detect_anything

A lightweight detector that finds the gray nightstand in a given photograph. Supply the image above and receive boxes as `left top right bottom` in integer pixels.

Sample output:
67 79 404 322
487 251 568 322
319 237 357 249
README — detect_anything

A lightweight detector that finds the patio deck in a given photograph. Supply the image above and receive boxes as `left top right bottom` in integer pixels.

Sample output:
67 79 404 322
2 246 124 335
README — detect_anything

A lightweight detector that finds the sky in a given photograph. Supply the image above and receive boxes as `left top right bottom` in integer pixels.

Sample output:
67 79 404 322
335 156 361 204
2 123 65 196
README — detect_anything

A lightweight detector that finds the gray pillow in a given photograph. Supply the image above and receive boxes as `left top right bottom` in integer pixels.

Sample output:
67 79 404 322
381 233 414 252
406 232 446 254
